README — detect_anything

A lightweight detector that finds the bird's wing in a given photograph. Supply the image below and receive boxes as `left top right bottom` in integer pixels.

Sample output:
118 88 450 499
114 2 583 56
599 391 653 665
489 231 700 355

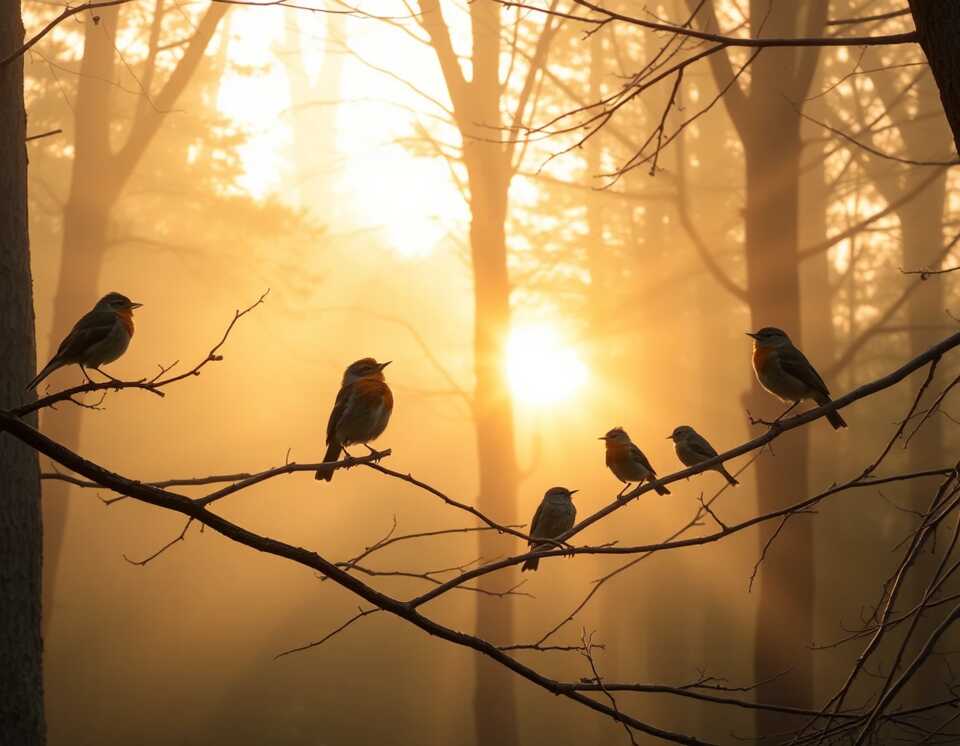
53 309 118 362
325 384 353 446
629 443 656 475
688 434 718 460
565 503 577 532
528 501 545 546
533 504 572 543
779 346 830 397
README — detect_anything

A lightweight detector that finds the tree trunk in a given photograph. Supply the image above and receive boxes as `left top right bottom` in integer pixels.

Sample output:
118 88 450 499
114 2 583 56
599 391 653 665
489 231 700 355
896 74 950 699
0 5 45 743
467 179 518 745
40 6 120 634
691 1 827 732
41 2 226 632
464 83 519 746
742 94 814 730
900 164 949 702
282 12 345 212
908 2 960 153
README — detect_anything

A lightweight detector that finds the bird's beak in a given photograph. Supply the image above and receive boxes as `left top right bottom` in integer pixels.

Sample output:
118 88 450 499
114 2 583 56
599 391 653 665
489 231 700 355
597 436 607 440
130 302 143 309
745 331 758 339
665 435 673 440
379 360 392 370
569 489 579 496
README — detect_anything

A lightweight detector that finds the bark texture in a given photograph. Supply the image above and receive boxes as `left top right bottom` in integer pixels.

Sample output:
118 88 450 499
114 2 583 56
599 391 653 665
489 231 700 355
908 1 960 154
0 4 44 743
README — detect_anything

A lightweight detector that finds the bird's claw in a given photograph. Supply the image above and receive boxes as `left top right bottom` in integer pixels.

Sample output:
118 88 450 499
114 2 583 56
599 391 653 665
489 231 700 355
93 367 124 386
362 444 388 462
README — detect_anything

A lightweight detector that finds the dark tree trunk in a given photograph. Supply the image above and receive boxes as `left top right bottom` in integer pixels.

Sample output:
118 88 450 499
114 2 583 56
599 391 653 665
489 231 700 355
743 97 814 733
0 5 44 744
691 1 828 733
900 164 949 702
896 72 950 702
909 2 960 153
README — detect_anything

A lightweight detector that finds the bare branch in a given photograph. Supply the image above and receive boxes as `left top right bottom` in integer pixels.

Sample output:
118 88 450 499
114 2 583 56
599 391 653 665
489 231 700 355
15 291 270 417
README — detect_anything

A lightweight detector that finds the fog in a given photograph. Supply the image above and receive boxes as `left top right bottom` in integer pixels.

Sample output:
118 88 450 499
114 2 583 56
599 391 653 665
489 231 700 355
18 1 960 743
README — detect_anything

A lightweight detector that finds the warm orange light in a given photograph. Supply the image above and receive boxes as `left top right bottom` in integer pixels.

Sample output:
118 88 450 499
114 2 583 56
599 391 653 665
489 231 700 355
506 324 588 405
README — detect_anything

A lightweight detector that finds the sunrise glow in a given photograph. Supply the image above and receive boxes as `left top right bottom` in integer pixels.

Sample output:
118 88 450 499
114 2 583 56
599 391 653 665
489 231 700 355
506 324 588 405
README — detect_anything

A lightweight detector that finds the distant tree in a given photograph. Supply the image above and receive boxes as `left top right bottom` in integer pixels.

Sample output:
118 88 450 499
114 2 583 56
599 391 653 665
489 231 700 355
28 0 226 633
24 1 325 632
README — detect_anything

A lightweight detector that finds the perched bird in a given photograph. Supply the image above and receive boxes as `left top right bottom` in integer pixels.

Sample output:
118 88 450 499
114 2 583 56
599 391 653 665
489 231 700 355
315 357 394 481
521 486 578 572
599 427 671 496
668 425 738 487
747 327 847 430
27 291 142 391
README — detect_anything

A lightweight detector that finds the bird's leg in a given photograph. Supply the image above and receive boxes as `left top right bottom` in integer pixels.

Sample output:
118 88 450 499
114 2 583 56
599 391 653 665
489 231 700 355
361 443 388 462
93 366 123 385
340 447 356 465
774 401 800 423
79 365 95 385
617 482 631 499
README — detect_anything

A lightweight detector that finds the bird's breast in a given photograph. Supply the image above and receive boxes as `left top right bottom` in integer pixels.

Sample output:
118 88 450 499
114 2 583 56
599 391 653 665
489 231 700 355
752 345 774 375
116 309 135 338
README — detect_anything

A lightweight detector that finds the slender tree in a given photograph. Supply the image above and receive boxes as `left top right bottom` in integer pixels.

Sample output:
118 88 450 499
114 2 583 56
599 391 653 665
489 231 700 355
685 1 829 729
41 1 226 629
413 4 560 741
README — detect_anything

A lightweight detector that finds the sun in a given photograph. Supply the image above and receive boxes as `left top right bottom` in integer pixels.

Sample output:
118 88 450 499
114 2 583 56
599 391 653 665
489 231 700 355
506 324 588 405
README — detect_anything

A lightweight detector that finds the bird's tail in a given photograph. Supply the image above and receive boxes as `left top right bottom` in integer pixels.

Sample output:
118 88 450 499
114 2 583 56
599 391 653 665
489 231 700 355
815 394 848 429
314 441 342 481
651 478 671 496
25 358 61 391
719 467 740 487
520 555 540 572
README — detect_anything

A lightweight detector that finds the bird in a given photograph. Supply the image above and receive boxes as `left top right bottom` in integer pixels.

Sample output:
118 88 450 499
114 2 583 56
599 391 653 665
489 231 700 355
747 327 847 430
26 291 142 391
521 486 578 572
668 425 738 487
599 427 671 497
315 357 394 481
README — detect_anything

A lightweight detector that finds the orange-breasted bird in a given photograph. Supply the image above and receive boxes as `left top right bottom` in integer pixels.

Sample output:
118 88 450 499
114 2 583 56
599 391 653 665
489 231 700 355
521 486 578 572
315 357 394 481
747 327 847 430
27 291 142 391
599 427 670 496
668 425 738 487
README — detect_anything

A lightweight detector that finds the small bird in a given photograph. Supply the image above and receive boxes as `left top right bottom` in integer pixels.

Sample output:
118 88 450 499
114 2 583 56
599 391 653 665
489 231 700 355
27 291 142 391
599 427 671 496
668 425 738 487
747 327 847 429
315 357 394 481
521 486 578 572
